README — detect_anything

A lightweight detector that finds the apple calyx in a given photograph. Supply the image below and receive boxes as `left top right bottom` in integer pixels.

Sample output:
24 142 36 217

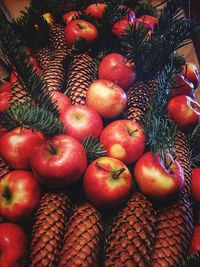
127 128 138 136
77 23 85 30
48 144 58 155
2 186 12 202
95 162 125 179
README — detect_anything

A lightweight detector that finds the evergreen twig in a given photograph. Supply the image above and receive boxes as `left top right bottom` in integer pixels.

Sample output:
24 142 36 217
179 252 200 267
0 102 65 136
0 10 59 115
188 124 200 167
82 136 107 163
144 55 185 158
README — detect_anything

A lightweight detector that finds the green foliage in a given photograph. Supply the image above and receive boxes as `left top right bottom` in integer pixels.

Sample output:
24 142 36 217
13 6 50 47
179 252 200 267
144 55 185 158
82 136 107 163
0 102 65 136
188 124 200 167
0 11 58 115
120 0 192 80
126 0 157 17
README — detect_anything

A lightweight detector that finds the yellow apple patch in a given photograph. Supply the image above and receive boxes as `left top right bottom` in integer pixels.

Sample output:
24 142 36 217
110 144 126 159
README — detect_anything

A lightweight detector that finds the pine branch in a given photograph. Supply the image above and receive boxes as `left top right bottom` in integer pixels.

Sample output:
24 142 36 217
13 6 50 47
179 252 200 267
0 102 65 136
144 55 184 158
126 0 157 17
82 136 107 163
188 123 200 167
120 0 192 80
0 11 59 116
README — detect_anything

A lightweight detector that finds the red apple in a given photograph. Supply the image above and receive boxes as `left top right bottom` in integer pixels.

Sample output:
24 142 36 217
0 127 45 169
63 11 79 24
51 91 71 113
112 19 131 38
170 74 194 98
85 3 107 20
139 15 158 30
0 90 11 111
59 104 103 142
0 82 10 92
0 170 41 222
189 226 200 254
98 53 136 88
100 120 146 164
31 135 87 188
192 168 200 202
86 79 127 119
181 62 200 89
0 223 28 267
83 157 133 209
167 95 200 131
134 151 184 200
64 19 98 48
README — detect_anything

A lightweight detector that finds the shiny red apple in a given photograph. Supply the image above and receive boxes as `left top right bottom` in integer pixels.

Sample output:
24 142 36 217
51 91 71 113
0 170 41 222
181 62 199 89
189 226 200 255
0 89 11 111
192 168 200 202
64 19 98 48
31 135 87 188
0 81 10 92
170 74 194 98
98 53 136 88
0 127 45 169
59 104 103 142
167 95 200 131
86 79 127 119
112 19 131 38
0 223 28 267
100 120 146 164
134 151 184 200
85 3 107 20
139 15 158 30
63 11 78 24
83 156 133 209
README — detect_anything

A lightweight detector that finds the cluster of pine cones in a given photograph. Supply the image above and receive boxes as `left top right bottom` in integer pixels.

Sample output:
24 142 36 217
1 0 195 266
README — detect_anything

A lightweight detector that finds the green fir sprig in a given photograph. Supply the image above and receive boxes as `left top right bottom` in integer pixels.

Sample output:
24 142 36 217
188 123 200 167
0 102 65 136
120 0 192 80
82 136 107 163
179 252 200 267
126 0 157 17
0 10 59 115
144 55 185 158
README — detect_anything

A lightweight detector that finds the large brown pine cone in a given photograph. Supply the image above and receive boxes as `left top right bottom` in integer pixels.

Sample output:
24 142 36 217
64 53 96 105
104 193 157 267
152 194 193 267
0 157 11 179
33 46 53 69
49 24 68 54
59 202 103 267
9 81 31 105
29 192 72 267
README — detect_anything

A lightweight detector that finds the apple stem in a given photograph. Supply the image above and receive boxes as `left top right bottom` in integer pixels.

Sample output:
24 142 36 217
128 129 138 136
95 162 126 179
48 144 57 155
77 23 84 30
111 81 118 89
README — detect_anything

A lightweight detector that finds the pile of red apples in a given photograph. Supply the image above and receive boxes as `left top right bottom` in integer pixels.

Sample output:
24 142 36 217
1 2 200 265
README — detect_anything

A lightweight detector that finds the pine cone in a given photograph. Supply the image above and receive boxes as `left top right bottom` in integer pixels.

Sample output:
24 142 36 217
43 53 66 93
173 130 192 198
151 194 193 267
33 46 53 69
59 202 103 267
49 24 68 54
64 54 96 105
104 193 157 267
125 78 158 124
57 0 78 17
9 81 31 105
30 192 72 267
0 157 11 179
